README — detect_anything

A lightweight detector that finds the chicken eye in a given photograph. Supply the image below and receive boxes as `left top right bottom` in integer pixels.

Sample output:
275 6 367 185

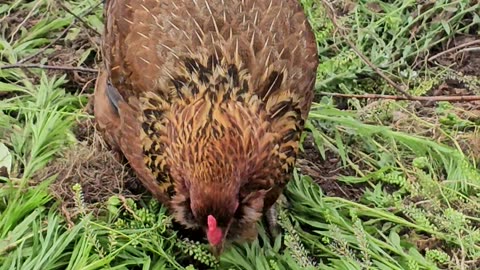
183 198 196 222
233 203 243 219
190 207 197 219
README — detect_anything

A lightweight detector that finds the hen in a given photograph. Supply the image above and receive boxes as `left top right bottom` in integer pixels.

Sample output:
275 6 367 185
94 0 318 254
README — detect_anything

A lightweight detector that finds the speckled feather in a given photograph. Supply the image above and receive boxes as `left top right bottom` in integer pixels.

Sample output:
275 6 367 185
95 0 318 242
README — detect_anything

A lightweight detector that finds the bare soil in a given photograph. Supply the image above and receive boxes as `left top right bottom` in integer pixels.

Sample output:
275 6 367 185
42 118 144 224
297 135 365 201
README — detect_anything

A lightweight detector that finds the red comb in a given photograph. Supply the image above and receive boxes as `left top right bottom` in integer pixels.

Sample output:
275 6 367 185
207 215 217 230
207 215 222 245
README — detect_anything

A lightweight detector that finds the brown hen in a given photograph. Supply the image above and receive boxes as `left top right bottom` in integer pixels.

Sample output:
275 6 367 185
94 0 318 254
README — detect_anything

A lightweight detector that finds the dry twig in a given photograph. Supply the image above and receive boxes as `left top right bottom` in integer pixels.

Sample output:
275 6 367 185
57 1 101 36
18 1 103 64
319 92 480 102
428 40 480 62
8 0 42 43
18 24 74 64
0 63 98 73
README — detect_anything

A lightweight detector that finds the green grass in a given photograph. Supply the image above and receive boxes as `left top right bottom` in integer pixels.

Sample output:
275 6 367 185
1 0 480 269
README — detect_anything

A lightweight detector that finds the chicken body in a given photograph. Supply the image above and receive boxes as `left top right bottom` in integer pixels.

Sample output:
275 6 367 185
94 0 318 253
